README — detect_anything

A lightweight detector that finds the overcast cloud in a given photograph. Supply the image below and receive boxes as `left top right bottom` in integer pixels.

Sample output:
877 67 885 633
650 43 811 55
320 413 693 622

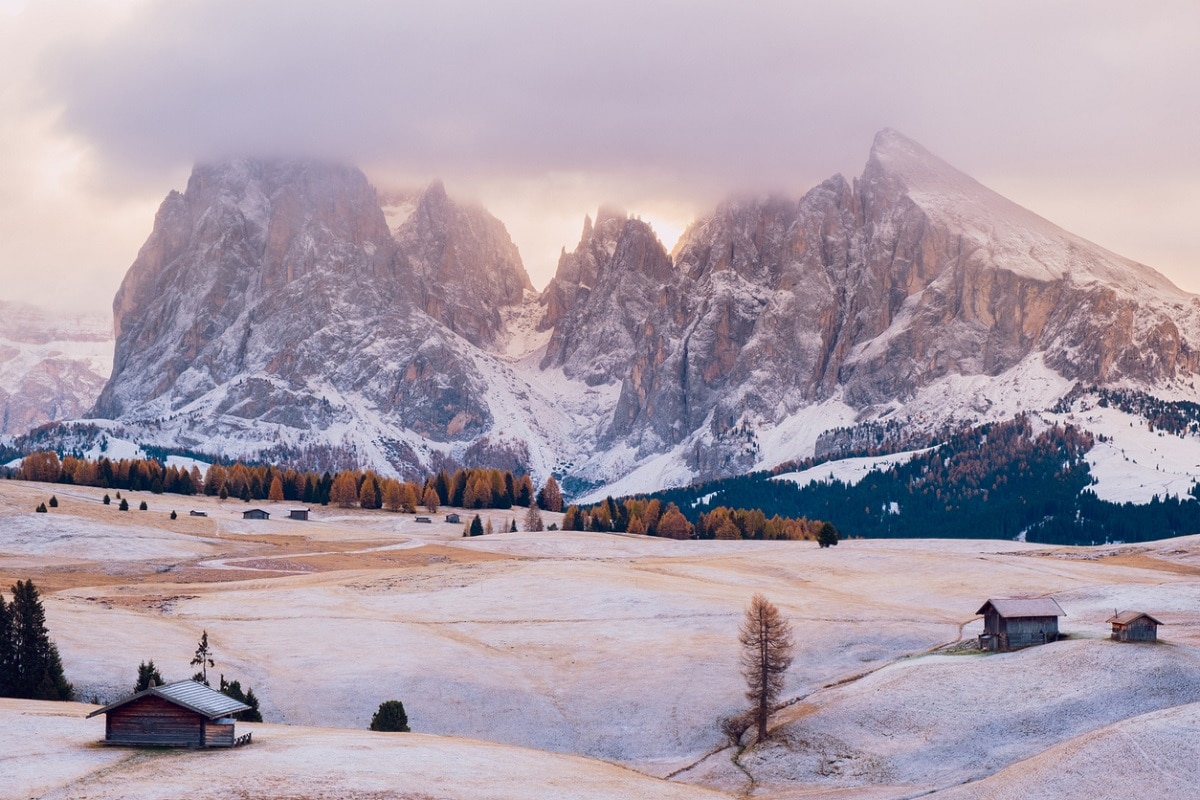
2 0 1199 315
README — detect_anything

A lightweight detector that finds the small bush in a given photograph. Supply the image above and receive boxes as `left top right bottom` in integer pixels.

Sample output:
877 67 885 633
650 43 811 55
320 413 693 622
103 494 111 505
48 495 58 508
118 498 129 511
170 510 178 520
370 700 410 732
35 502 47 513
139 500 148 511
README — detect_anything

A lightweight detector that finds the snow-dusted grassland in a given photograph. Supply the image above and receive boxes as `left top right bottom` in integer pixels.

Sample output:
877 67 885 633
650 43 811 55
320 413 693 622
2 479 1200 799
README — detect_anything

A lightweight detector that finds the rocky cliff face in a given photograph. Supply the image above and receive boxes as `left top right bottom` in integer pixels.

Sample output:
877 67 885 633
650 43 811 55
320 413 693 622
0 301 112 435
538 129 1200 479
81 133 1200 492
91 161 536 471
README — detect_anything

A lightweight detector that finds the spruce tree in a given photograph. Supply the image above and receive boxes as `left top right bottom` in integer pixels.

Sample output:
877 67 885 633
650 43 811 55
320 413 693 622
817 522 839 548
190 631 214 685
469 515 484 536
48 496 58 508
7 580 72 700
369 699 410 732
219 675 263 722
118 498 129 511
135 660 164 692
0 594 12 696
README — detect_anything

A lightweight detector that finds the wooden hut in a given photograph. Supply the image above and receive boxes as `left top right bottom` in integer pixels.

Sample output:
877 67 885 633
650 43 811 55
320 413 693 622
288 508 310 521
444 513 461 524
87 680 252 748
242 508 270 520
1108 611 1162 642
976 598 1065 651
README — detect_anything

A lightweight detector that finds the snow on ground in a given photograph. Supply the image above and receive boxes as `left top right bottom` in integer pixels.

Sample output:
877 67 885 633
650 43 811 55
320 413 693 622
0 699 731 800
5 481 1200 799
752 398 859 473
932 700 1200 800
773 448 930 489
1042 403 1200 503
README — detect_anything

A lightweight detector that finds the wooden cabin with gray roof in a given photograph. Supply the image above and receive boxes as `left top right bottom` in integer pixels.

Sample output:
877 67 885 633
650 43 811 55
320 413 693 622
87 680 252 748
976 598 1066 651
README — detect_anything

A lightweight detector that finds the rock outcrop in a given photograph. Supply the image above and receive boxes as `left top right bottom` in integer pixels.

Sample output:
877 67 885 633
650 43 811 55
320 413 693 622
77 132 1200 491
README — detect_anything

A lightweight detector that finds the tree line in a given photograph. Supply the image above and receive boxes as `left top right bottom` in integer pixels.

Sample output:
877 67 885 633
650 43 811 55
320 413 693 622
629 415 1200 546
10 451 566 513
558 495 833 542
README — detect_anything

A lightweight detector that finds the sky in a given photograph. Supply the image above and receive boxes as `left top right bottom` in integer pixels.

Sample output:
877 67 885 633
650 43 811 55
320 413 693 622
1 0 1198 319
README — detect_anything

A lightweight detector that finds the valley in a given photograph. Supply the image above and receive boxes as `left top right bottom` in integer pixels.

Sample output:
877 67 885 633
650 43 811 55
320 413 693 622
3 479 1199 798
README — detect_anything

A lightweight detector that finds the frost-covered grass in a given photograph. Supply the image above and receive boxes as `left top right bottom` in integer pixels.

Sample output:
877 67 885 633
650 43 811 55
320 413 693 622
4 480 1200 798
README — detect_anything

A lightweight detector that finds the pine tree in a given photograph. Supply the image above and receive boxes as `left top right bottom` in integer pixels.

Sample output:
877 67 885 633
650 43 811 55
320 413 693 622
656 504 694 539
538 475 564 512
190 631 214 686
739 594 794 743
6 580 72 700
170 510 178 520
35 503 47 513
524 503 544 532
48 496 58 508
135 660 164 692
0 594 12 697
422 486 439 514
400 483 418 514
219 675 263 722
469 515 484 536
383 480 404 512
817 521 839 548
102 494 111 505
138 500 148 511
359 474 380 509
329 471 359 508
118 498 129 511
369 699 409 732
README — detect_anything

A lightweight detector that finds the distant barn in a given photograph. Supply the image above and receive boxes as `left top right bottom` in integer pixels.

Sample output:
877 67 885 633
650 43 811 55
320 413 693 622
1108 611 1162 642
415 516 432 523
242 508 270 520
444 513 461 524
87 680 252 748
977 598 1066 651
189 510 207 517
288 509 309 521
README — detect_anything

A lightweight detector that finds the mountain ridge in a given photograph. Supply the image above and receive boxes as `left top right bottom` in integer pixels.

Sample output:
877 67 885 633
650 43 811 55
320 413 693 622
13 131 1199 498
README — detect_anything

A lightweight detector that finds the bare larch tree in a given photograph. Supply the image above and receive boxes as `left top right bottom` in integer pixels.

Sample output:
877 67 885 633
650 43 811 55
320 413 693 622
739 593 795 743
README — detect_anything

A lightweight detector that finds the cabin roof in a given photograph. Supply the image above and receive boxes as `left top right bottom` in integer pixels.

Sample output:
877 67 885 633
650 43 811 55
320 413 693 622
1107 610 1164 626
976 598 1066 618
87 680 251 720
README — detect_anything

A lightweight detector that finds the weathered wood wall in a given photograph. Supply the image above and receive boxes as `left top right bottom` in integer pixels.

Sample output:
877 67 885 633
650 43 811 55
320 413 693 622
1113 619 1158 642
105 695 204 747
204 720 235 747
980 612 1059 651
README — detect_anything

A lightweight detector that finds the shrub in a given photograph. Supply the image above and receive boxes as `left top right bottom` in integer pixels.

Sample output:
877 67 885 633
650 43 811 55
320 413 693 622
170 510 177 520
139 501 148 511
35 503 47 513
118 498 129 511
370 700 410 732
48 495 58 508
102 494 111 505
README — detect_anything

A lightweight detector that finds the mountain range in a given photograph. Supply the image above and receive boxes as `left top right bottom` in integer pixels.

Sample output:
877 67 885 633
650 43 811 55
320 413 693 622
8 130 1200 499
